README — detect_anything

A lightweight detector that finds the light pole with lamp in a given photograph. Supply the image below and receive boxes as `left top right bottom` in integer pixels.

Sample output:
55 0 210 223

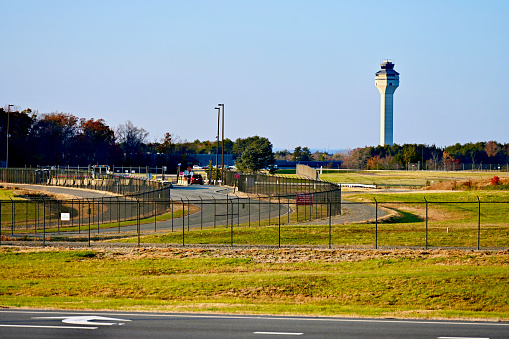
215 106 220 185
6 104 13 168
218 103 224 184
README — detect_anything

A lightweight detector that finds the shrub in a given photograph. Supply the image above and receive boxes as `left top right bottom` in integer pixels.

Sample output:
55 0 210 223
491 176 501 185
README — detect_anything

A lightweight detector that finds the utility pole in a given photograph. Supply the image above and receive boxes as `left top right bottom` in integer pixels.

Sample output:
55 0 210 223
6 104 14 168
215 106 221 185
218 103 224 184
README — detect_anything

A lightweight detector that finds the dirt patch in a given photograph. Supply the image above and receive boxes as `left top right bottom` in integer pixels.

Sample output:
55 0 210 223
3 245 508 264
1 185 78 200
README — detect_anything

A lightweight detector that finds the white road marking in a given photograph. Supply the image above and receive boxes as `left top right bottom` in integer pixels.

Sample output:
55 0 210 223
33 315 131 326
437 337 490 339
0 324 97 330
254 332 303 336
1 310 507 328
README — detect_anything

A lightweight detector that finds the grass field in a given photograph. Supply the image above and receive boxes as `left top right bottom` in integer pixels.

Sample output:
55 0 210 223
104 190 509 248
1 247 508 320
319 170 509 187
1 174 508 319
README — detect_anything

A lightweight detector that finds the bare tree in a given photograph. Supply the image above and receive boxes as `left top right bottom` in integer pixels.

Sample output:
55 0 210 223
116 120 149 161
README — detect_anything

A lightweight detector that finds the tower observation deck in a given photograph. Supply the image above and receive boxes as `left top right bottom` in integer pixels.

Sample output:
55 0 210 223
375 60 399 146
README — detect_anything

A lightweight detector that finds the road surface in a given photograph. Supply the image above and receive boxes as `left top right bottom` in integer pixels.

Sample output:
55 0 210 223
0 310 506 339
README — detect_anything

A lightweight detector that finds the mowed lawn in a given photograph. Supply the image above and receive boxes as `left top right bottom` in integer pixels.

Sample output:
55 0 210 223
0 247 508 320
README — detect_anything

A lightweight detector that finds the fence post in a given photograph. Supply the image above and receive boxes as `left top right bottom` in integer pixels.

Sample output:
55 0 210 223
268 195 271 226
187 198 190 231
278 195 281 248
230 196 233 248
287 195 290 224
87 200 92 246
43 200 46 246
26 200 28 230
329 197 332 249
35 200 38 237
0 201 2 245
424 197 428 250
137 198 141 247
258 194 261 227
58 200 62 234
181 199 185 246
117 197 120 233
200 196 203 230
477 196 481 250
374 198 378 249
213 196 216 228
154 197 157 232
237 195 240 228
96 201 100 234
10 197 14 235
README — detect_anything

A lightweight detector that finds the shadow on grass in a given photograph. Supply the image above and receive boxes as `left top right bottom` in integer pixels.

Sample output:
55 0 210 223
385 209 423 223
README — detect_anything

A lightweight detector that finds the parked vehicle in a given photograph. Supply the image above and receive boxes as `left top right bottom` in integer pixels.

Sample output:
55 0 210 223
188 174 204 185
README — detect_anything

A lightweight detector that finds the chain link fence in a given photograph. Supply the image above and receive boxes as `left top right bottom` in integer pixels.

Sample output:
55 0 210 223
0 168 343 247
1 168 506 249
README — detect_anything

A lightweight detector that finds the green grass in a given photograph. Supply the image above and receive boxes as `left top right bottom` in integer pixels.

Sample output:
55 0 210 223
109 190 509 248
342 190 509 248
1 247 508 320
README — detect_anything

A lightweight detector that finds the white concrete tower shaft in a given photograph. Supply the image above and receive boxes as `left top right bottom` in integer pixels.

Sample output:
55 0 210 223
375 60 399 146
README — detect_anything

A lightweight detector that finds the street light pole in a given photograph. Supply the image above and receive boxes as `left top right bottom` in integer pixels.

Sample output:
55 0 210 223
6 105 13 168
218 103 224 184
215 107 220 185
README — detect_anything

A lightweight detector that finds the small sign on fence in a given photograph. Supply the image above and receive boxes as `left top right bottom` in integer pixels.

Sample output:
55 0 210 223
296 193 313 206
61 213 71 221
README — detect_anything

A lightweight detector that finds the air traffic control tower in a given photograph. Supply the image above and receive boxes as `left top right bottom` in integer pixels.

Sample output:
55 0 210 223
375 60 399 146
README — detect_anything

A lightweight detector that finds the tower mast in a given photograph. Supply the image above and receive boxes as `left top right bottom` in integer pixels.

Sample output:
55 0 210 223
375 60 399 146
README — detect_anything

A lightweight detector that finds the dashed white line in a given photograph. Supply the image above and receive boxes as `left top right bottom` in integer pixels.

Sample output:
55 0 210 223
254 332 303 336
437 337 490 339
0 324 97 330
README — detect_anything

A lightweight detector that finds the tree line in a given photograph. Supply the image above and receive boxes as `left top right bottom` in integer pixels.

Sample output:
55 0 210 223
339 142 509 170
0 107 275 172
3 106 506 172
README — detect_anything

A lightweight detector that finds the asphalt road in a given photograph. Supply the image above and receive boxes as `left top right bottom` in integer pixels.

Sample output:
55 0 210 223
0 310 507 339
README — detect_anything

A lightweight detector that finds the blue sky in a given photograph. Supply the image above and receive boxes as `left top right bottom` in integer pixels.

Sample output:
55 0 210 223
2 0 508 151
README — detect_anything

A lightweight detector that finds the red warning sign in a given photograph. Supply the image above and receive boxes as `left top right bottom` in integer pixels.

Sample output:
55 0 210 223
296 193 313 206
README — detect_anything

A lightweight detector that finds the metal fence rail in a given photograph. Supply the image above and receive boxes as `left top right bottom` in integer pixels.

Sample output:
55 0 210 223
0 192 342 247
223 171 341 197
0 197 507 249
0 168 172 198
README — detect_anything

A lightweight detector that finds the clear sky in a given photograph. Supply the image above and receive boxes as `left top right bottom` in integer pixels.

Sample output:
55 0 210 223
2 0 508 151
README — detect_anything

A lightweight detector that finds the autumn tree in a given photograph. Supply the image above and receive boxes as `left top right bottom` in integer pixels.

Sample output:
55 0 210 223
78 118 115 164
29 112 80 164
485 141 501 158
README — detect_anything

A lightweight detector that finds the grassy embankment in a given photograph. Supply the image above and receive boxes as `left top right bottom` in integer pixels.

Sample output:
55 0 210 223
1 247 508 320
